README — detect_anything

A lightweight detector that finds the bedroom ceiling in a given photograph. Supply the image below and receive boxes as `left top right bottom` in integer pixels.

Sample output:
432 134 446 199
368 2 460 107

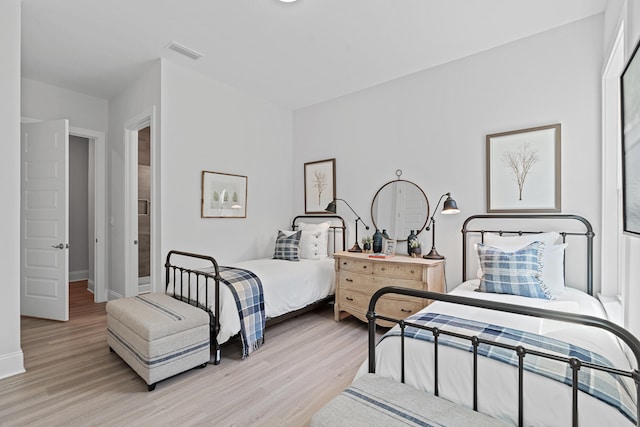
21 0 608 110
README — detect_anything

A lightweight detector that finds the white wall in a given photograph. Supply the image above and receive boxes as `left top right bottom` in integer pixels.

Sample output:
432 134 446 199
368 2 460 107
21 78 108 132
0 0 24 380
294 15 604 291
160 59 293 266
107 60 161 298
604 0 626 54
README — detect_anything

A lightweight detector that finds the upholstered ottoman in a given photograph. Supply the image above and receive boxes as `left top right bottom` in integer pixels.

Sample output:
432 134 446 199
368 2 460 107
106 293 210 391
312 374 510 426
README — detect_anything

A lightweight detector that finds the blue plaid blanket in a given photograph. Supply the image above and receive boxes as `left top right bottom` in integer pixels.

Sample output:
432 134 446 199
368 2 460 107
219 266 265 359
381 312 637 424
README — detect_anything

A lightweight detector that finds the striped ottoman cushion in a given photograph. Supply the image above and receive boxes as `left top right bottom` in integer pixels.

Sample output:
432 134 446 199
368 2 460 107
312 374 510 427
106 293 210 389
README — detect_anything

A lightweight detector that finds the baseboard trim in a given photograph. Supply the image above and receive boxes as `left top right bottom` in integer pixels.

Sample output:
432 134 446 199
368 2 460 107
0 351 25 380
108 289 124 301
87 279 95 294
69 270 89 282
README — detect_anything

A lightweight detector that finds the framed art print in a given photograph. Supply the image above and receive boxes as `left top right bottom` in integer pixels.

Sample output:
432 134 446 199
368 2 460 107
304 158 336 214
486 124 561 213
201 171 247 218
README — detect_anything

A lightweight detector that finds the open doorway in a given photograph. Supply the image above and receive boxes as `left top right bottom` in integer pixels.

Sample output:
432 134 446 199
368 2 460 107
137 126 151 292
21 120 71 320
68 135 94 308
70 126 107 304
20 120 106 321
124 107 157 298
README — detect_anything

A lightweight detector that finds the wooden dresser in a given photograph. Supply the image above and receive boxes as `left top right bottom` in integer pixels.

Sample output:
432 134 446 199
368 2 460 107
334 251 445 326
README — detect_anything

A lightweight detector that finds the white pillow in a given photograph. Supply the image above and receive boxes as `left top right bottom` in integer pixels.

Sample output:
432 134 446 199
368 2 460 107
482 232 566 296
537 243 567 296
297 222 330 260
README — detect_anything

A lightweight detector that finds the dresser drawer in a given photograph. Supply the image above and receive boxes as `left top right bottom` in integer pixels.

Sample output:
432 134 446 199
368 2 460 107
373 263 422 280
376 296 427 320
370 275 424 292
337 258 373 274
336 290 426 325
337 289 369 319
338 273 371 292
339 273 422 294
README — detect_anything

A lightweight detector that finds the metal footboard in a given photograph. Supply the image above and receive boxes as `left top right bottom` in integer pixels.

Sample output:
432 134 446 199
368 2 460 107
367 286 640 427
165 250 222 364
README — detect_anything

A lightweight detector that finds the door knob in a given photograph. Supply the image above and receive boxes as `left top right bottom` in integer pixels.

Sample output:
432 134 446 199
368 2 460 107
51 243 64 249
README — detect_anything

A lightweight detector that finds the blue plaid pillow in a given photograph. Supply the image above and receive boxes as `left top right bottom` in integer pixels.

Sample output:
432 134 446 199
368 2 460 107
273 230 302 261
478 241 550 299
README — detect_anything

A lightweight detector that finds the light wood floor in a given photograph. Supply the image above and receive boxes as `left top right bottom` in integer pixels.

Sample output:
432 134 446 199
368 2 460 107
0 282 372 426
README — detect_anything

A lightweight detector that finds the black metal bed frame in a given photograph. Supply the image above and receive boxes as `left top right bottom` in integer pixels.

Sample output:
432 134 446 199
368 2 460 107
364 214 639 426
462 214 595 295
366 287 640 426
164 215 346 364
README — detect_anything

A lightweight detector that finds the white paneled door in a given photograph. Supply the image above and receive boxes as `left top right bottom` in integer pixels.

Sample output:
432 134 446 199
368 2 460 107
20 120 70 321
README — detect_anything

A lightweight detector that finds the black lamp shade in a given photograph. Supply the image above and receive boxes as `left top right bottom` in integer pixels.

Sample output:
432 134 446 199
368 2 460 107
442 196 459 214
325 200 337 214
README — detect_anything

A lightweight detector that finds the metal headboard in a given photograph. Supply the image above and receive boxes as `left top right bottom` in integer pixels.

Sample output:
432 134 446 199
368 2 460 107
462 214 595 296
292 214 347 253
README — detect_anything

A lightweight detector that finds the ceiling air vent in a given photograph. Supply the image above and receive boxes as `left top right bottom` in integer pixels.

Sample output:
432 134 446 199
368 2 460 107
166 41 203 60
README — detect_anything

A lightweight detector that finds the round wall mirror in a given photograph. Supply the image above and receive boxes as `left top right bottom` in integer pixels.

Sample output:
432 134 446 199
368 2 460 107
370 177 429 241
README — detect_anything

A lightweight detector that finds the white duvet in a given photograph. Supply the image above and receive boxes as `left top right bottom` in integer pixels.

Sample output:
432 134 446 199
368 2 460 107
167 258 335 344
357 280 637 426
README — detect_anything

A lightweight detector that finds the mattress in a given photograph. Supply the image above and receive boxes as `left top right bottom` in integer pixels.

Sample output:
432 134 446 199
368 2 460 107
167 257 335 344
357 280 636 426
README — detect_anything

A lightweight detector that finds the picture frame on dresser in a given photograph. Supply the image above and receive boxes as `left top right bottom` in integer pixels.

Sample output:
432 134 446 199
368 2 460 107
201 171 248 218
384 239 396 256
304 158 336 214
486 124 561 213
621 36 640 236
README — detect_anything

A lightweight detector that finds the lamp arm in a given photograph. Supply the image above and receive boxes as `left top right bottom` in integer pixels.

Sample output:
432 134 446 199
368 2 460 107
335 198 370 230
425 192 450 230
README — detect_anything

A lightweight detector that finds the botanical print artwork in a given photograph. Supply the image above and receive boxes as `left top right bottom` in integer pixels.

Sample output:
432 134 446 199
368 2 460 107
304 158 336 214
312 169 328 206
201 171 248 218
486 124 560 213
502 141 539 201
211 190 239 207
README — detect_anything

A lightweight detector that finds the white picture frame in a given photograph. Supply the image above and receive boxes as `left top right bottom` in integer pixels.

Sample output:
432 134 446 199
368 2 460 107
384 239 396 256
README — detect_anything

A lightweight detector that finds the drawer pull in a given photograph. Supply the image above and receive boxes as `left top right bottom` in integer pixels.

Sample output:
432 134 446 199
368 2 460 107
381 267 386 271
362 266 367 269
342 262 347 265
346 297 354 301
346 278 353 282
410 270 415 274
401 308 412 313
